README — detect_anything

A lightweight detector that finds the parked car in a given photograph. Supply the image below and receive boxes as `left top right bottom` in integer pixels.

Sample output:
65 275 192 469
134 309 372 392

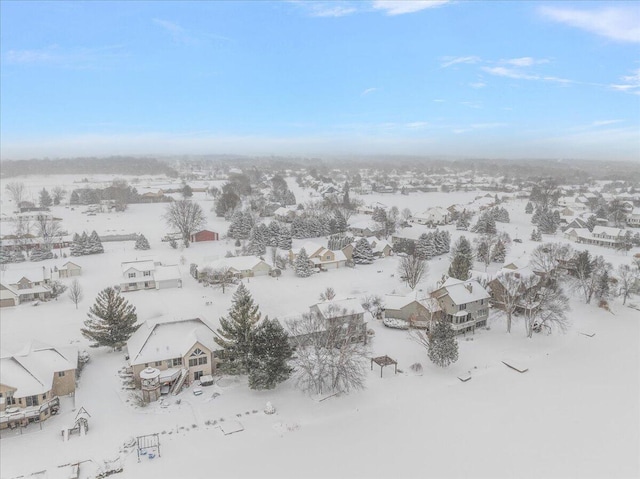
193 388 203 396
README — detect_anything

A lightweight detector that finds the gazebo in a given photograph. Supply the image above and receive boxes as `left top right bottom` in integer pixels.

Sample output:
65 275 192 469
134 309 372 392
370 355 398 378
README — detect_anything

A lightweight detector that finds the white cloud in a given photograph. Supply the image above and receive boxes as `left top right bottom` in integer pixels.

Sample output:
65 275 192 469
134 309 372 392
469 81 486 89
440 56 481 68
153 18 198 45
4 44 126 69
372 0 449 16
482 66 571 84
361 87 379 96
539 6 640 43
309 3 357 17
502 57 548 67
610 68 640 95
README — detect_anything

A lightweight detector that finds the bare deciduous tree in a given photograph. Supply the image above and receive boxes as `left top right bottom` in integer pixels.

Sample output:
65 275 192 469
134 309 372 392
52 186 67 205
318 287 336 302
361 294 384 319
617 263 640 305
68 279 84 309
201 266 236 294
520 277 570 338
6 182 26 205
36 216 62 248
494 271 527 333
286 307 368 395
530 242 573 281
398 254 427 290
163 199 206 248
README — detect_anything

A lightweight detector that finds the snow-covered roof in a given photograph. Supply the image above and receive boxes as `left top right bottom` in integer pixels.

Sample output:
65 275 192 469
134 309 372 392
204 256 268 272
349 219 379 231
592 225 624 237
127 317 219 366
154 265 181 282
293 241 324 257
0 267 49 285
436 279 490 304
384 294 417 311
0 341 77 397
121 260 155 275
312 298 365 319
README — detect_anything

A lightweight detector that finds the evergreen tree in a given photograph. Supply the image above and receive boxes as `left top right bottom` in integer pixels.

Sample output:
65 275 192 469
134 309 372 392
538 210 558 234
476 240 490 264
283 190 296 205
472 211 497 234
11 250 27 263
277 227 292 250
134 234 150 250
595 269 612 302
586 215 597 232
294 248 314 277
448 236 473 280
267 221 280 247
415 233 430 260
491 239 507 263
0 248 10 264
70 190 80 205
428 320 459 367
530 228 542 241
214 283 262 374
70 233 84 256
525 202 534 214
81 287 139 349
29 246 54 262
39 188 53 208
531 207 542 225
89 230 104 254
456 216 470 230
248 318 294 390
334 210 347 233
352 238 374 264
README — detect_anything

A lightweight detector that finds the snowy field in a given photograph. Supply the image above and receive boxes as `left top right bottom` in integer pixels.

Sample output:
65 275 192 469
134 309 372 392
1 175 639 479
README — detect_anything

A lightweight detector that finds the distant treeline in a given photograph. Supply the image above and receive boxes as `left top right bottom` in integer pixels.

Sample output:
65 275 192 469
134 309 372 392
0 157 179 178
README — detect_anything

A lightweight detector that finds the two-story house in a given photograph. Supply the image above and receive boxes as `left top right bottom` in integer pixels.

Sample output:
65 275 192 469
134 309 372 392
120 258 182 292
627 208 640 228
308 298 368 344
126 317 220 391
1 269 52 304
564 225 626 248
431 278 490 334
410 207 451 226
0 341 77 429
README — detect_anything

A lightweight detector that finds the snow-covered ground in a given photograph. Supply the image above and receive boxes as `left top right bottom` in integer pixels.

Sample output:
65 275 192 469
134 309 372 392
1 175 638 478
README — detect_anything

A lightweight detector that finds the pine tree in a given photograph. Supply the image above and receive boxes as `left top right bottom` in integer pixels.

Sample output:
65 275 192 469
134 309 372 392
415 233 430 260
70 190 80 205
70 233 83 256
277 227 292 250
0 248 10 264
476 240 490 264
11 250 26 263
334 210 347 233
448 236 473 280
214 283 262 374
39 188 53 208
525 202 533 214
491 239 506 262
29 246 53 262
248 318 294 390
352 238 374 264
595 270 611 301
428 320 459 367
267 221 280 247
530 228 542 241
538 210 558 234
135 234 150 250
81 287 139 349
294 248 314 277
586 215 597 232
89 230 104 254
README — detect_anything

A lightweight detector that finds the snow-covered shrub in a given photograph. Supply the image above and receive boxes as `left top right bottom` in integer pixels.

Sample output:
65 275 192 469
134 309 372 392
382 317 409 330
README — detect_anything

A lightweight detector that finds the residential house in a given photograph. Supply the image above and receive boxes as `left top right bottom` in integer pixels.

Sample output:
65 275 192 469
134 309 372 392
197 256 272 281
0 341 77 429
308 298 368 344
561 217 588 232
410 207 451 226
189 230 219 243
0 283 19 307
348 219 384 238
57 261 82 278
564 225 626 248
126 318 220 389
488 262 541 313
383 295 441 327
431 278 490 334
1 269 51 303
627 208 640 228
121 258 182 292
290 242 348 270
342 237 392 260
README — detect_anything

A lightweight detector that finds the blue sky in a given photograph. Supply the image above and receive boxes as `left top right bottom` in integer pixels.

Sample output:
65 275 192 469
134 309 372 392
1 0 638 160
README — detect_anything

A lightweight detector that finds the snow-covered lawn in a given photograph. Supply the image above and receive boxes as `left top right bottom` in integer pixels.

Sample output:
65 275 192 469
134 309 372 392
1 175 638 478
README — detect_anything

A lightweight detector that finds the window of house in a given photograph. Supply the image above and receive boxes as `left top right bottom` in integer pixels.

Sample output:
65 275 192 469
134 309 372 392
155 361 162 366
459 304 467 311
198 357 207 365
128 273 135 278
188 358 197 367
172 358 182 367
144 271 151 277
58 371 65 377
145 363 149 367
6 393 15 405
190 348 204 357
129 283 137 287
25 395 39 407
144 282 150 288
42 394 46 400
194 371 203 381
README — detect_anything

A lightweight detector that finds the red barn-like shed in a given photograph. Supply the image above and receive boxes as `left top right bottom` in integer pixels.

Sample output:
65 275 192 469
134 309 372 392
190 230 219 242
